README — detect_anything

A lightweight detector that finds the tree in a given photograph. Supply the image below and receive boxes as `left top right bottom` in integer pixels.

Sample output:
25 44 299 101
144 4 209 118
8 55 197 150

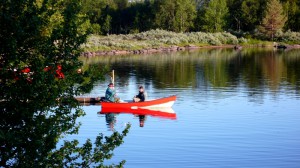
81 0 107 34
241 0 261 32
154 0 175 31
0 0 129 167
102 15 112 35
226 0 243 32
81 0 105 23
154 0 196 32
201 0 228 32
260 0 287 40
282 0 300 31
174 0 197 32
194 0 210 31
130 0 156 32
111 0 130 34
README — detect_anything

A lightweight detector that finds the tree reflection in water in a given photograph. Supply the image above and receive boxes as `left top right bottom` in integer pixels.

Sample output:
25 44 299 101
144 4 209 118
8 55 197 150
83 48 300 97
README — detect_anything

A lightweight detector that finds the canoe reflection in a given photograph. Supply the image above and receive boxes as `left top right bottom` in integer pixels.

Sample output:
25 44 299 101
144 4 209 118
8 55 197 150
100 107 176 128
105 113 117 131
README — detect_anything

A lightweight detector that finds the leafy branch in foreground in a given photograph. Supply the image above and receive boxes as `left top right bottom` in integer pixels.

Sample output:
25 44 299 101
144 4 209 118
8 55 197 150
48 124 130 168
0 0 129 167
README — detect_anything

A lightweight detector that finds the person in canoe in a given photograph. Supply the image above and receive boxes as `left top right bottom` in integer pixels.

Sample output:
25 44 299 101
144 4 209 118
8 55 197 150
105 83 120 102
133 85 146 102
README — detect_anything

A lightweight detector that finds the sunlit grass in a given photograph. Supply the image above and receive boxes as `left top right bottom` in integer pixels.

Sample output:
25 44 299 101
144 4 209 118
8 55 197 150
240 38 273 47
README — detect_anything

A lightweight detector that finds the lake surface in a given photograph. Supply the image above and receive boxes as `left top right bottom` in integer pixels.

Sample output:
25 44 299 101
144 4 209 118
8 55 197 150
73 48 300 168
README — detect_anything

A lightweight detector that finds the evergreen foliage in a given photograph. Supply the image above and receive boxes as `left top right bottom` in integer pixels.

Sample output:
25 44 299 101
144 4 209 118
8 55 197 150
260 0 287 40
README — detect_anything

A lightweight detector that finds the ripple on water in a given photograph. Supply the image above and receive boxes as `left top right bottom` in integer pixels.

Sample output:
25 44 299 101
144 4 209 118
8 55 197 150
73 49 300 168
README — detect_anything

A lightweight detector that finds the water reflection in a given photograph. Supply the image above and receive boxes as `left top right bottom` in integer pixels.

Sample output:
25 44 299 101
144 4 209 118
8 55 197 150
81 48 300 97
100 107 176 130
105 113 117 131
79 48 300 168
137 115 146 127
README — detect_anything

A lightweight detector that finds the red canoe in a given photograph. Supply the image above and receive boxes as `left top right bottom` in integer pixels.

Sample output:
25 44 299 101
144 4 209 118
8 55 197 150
101 95 177 109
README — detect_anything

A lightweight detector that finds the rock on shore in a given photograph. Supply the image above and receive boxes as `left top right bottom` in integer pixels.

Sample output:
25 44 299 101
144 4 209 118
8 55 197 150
275 44 300 49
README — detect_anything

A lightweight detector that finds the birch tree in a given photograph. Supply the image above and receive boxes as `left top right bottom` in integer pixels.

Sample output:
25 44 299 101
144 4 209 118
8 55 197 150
202 0 228 32
154 0 196 32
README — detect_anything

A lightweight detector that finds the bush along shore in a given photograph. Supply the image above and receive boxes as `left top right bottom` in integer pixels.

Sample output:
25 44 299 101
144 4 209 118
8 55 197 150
81 29 300 57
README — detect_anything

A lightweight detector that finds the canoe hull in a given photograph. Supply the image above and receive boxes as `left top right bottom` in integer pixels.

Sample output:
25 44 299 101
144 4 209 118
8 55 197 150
101 95 176 109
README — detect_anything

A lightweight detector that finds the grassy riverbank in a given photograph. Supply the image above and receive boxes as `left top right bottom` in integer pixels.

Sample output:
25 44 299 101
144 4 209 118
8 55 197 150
81 29 300 53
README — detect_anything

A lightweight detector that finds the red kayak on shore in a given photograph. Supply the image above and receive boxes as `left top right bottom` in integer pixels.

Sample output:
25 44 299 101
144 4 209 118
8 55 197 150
101 95 176 110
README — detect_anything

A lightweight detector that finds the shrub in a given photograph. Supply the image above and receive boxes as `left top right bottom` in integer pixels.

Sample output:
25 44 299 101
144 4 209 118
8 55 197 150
275 30 300 43
91 24 101 35
82 29 243 51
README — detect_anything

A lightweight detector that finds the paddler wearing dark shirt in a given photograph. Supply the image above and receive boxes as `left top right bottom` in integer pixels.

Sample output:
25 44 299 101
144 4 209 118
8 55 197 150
134 86 145 102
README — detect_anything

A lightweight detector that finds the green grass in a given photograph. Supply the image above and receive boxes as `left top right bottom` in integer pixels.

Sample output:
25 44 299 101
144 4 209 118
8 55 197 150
240 38 273 47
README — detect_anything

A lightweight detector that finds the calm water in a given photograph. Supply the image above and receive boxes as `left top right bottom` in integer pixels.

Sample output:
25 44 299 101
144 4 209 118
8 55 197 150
73 48 300 168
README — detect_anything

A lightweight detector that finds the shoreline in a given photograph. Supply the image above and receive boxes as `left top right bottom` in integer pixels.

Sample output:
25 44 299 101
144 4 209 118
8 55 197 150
82 45 237 57
82 44 300 57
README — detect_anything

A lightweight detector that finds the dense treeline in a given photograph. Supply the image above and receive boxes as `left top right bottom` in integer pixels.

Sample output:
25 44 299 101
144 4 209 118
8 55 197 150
81 0 300 38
